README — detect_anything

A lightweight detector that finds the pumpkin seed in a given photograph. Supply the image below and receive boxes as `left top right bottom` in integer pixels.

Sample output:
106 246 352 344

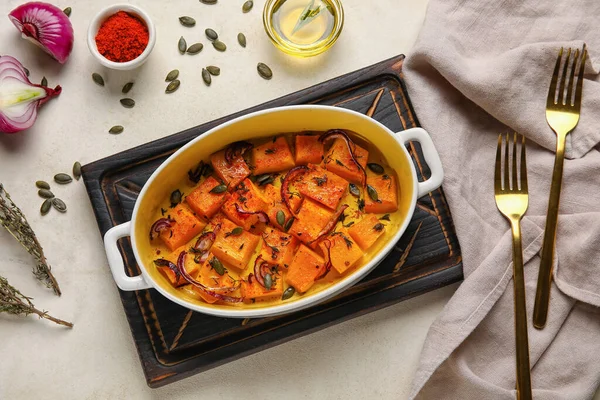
237 32 246 47
38 189 54 199
36 180 50 190
284 217 294 232
73 161 82 180
92 73 104 86
206 66 220 76
120 98 135 108
212 40 227 52
242 0 253 13
349 183 360 197
122 82 134 94
179 16 196 27
170 189 182 206
187 43 204 55
367 163 384 175
54 173 72 184
230 227 244 236
257 63 273 80
256 174 273 184
24 67 30 77
367 184 379 201
52 198 67 213
41 76 48 87
380 214 391 221
178 36 187 54
109 125 124 134
205 28 218 41
166 70 179 82
166 80 181 94
202 68 212 85
63 7 71 17
200 0 217 4
276 210 285 227
210 184 227 194
264 273 273 290
281 286 295 300
209 257 225 275
40 199 52 216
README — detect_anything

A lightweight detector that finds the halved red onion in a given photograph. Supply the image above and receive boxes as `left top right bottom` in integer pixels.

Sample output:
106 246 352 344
224 141 253 164
149 217 174 240
308 204 349 244
280 166 308 217
319 130 367 187
9 2 74 64
315 239 333 281
234 203 270 224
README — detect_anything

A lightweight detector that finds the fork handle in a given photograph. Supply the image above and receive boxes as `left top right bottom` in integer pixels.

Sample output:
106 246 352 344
534 135 566 329
511 220 533 400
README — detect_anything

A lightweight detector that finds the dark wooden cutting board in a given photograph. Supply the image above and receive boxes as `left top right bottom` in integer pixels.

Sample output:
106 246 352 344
81 54 463 388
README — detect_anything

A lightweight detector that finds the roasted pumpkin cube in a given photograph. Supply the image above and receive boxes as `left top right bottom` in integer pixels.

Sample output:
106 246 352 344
364 174 399 214
222 178 269 231
260 227 299 268
241 270 284 301
210 149 251 189
288 198 334 245
262 183 303 225
319 229 364 275
323 138 368 184
295 134 324 165
160 205 206 251
348 215 386 250
296 164 347 210
285 244 326 293
193 253 238 303
155 246 200 287
186 176 228 221
211 218 260 270
252 136 296 175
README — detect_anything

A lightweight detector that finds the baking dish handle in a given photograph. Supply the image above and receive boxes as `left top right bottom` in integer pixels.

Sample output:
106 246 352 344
104 221 151 291
395 127 444 198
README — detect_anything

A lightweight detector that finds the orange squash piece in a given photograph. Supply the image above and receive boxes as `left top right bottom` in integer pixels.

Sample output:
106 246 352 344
318 229 363 275
221 178 269 231
285 244 326 293
296 164 347 210
295 134 324 165
348 215 386 250
260 227 299 268
156 245 200 287
261 183 303 227
323 138 368 184
364 174 399 214
211 217 260 270
210 149 251 189
288 198 334 245
160 204 206 251
241 269 284 301
193 253 238 303
252 136 296 175
186 176 228 221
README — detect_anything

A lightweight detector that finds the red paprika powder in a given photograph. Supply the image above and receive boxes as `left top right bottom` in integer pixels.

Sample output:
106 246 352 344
95 11 149 63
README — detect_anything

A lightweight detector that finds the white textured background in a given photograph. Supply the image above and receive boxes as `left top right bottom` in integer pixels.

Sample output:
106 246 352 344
0 0 463 399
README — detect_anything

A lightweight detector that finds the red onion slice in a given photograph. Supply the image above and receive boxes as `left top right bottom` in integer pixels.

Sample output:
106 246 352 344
315 239 333 281
234 203 270 224
308 204 349 245
149 217 174 240
319 130 367 187
280 166 308 217
224 141 253 164
193 231 216 252
154 259 180 281
253 256 267 287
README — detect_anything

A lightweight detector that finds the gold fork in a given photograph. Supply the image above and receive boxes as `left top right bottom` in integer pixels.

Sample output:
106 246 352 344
534 46 587 330
494 133 532 400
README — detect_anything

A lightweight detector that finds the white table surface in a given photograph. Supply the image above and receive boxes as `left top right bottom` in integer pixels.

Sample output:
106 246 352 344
0 0 458 398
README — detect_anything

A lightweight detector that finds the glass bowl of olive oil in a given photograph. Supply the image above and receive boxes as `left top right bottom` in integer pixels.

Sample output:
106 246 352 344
263 0 344 57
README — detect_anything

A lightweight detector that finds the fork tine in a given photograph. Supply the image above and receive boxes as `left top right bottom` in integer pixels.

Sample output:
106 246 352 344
566 48 580 106
512 132 518 191
573 44 587 110
504 133 510 190
520 134 528 193
495 134 502 192
557 48 571 105
547 47 563 107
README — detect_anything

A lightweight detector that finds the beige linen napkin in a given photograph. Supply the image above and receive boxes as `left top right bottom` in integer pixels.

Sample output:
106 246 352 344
404 0 600 398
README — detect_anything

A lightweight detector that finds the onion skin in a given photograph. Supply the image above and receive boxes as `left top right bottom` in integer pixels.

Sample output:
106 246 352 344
234 203 270 224
315 239 333 281
149 217 174 240
9 2 74 64
320 130 367 187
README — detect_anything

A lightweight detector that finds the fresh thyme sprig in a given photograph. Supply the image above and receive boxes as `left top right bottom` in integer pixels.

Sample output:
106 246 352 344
0 184 61 295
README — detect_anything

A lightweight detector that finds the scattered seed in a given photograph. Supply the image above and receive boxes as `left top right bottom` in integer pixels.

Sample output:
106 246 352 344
92 72 104 86
202 68 212 85
165 69 179 82
212 40 227 52
73 161 82 180
230 227 244 236
54 173 73 184
63 7 71 17
210 184 227 194
209 257 225 275
257 63 273 80
40 199 52 215
264 273 273 290
38 189 54 199
256 173 273 184
36 180 50 190
259 176 275 186
282 286 295 300
367 163 384 175
237 32 247 47
276 210 285 227
122 82 134 94
166 80 181 94
187 43 204 55
41 76 48 87
206 66 220 76
349 183 360 197
170 189 182 206
205 28 218 41
179 16 196 27
200 0 218 3
242 0 253 13
367 184 379 201
23 67 30 77
178 36 187 54
52 198 67 213
284 217 294 232
120 98 135 108
109 125 124 134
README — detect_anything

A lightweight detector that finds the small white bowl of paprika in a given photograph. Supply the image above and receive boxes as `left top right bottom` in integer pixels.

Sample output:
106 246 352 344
87 4 156 70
